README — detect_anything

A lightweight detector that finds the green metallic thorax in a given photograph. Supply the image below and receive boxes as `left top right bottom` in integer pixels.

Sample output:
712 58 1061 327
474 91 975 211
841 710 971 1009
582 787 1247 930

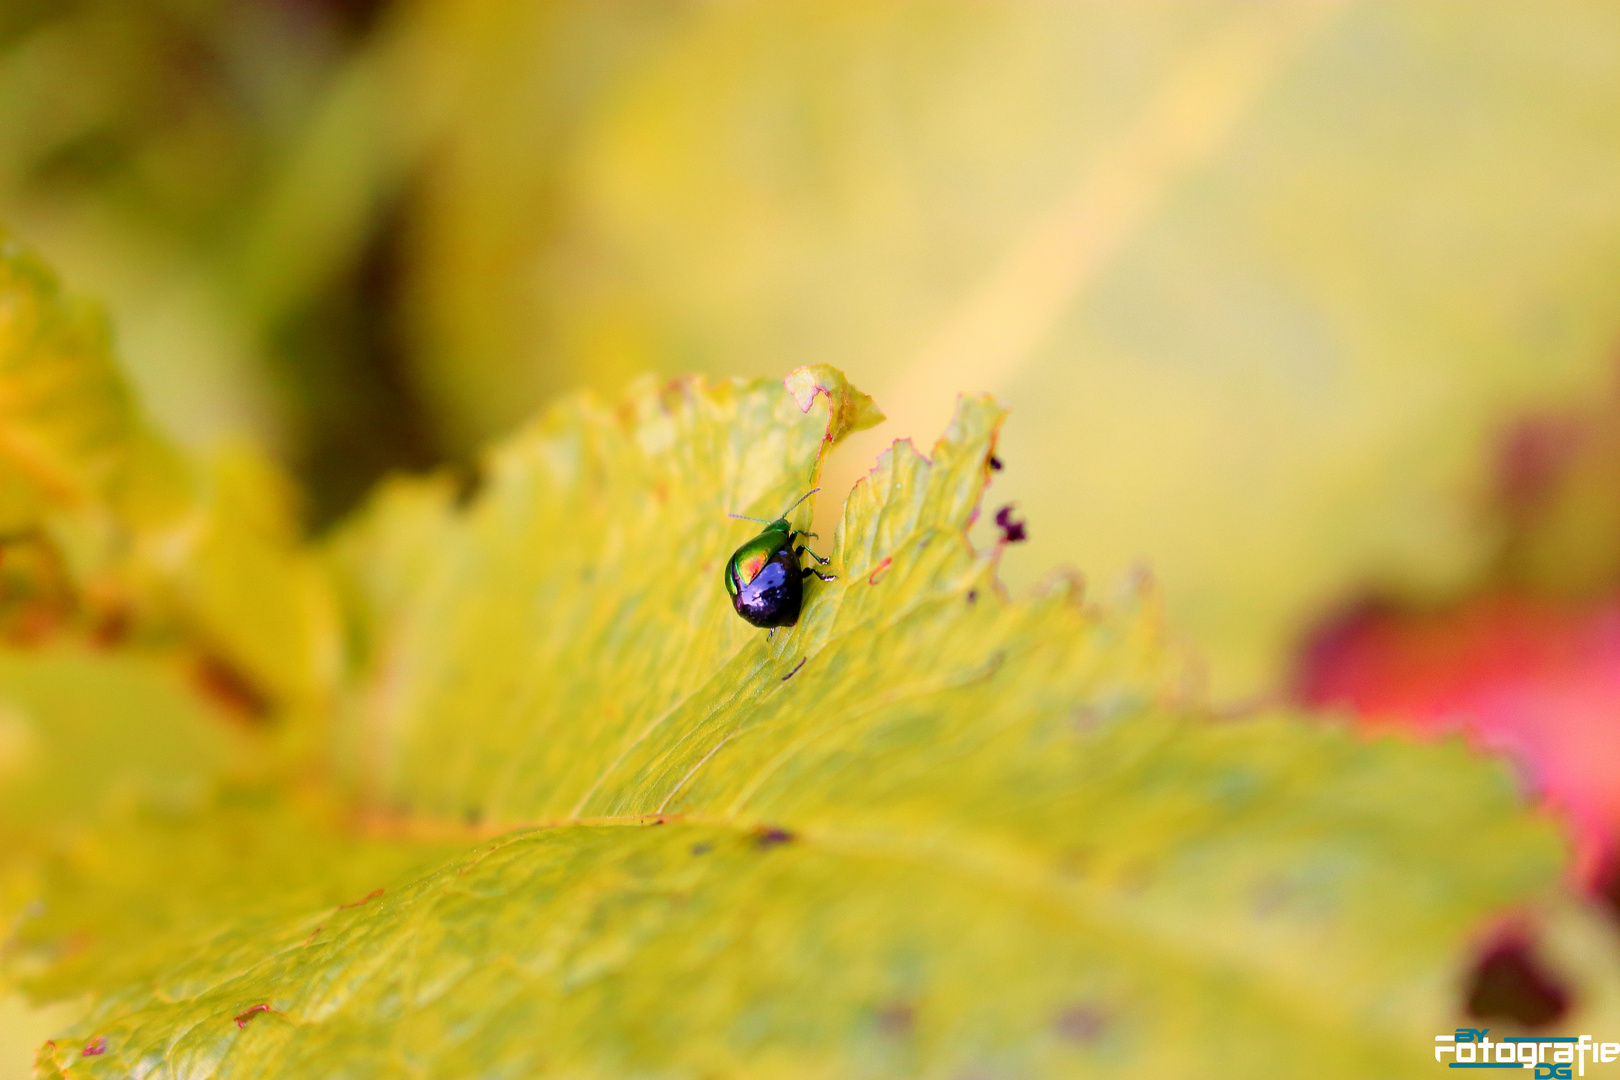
723 519 792 599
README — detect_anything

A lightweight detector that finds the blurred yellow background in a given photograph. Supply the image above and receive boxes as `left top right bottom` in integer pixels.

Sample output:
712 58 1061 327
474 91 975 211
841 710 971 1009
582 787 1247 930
4 0 1620 710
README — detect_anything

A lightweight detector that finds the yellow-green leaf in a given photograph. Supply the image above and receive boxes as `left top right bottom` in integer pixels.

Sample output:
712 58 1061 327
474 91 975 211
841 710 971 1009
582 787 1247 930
0 231 138 529
16 372 1583 1079
0 233 334 714
0 649 240 833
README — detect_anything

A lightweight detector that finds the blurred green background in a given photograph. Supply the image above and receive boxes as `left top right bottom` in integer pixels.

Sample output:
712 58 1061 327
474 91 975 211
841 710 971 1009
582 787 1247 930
6 0 1620 1073
4 0 1620 698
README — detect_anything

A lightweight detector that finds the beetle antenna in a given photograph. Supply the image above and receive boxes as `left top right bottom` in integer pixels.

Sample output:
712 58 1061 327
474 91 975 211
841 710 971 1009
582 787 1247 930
729 489 819 523
780 488 819 517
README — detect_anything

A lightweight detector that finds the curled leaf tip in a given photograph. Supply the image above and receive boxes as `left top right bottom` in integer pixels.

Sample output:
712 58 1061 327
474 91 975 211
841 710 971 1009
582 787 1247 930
783 365 884 444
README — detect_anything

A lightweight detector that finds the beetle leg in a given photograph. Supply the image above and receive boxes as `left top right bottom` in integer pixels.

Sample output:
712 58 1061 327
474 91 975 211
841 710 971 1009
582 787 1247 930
793 543 832 566
801 567 837 582
767 627 778 642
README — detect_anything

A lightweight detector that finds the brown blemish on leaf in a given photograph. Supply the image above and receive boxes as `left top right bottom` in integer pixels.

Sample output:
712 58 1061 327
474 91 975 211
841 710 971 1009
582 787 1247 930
868 557 893 585
234 1004 272 1028
303 924 323 946
89 606 131 648
753 826 795 850
782 657 807 681
81 1037 105 1057
338 888 384 910
192 654 272 725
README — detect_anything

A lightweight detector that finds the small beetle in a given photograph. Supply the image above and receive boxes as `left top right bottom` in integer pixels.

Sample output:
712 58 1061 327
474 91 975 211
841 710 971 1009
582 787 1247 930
724 489 836 630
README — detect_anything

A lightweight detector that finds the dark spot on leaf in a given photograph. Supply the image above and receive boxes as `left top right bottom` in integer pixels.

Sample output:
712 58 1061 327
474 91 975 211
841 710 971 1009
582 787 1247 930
876 1003 914 1037
988 455 1003 471
464 807 482 827
691 842 712 856
967 589 978 603
994 505 1027 544
193 654 272 725
1054 1004 1109 1043
82 1038 105 1057
782 657 807 681
753 826 796 850
338 888 384 910
90 607 131 648
234 1004 272 1028
1466 935 1571 1028
868 557 893 585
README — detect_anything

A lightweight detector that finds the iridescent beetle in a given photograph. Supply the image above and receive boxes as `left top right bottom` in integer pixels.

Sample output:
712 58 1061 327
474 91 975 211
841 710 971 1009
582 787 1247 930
724 489 835 630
